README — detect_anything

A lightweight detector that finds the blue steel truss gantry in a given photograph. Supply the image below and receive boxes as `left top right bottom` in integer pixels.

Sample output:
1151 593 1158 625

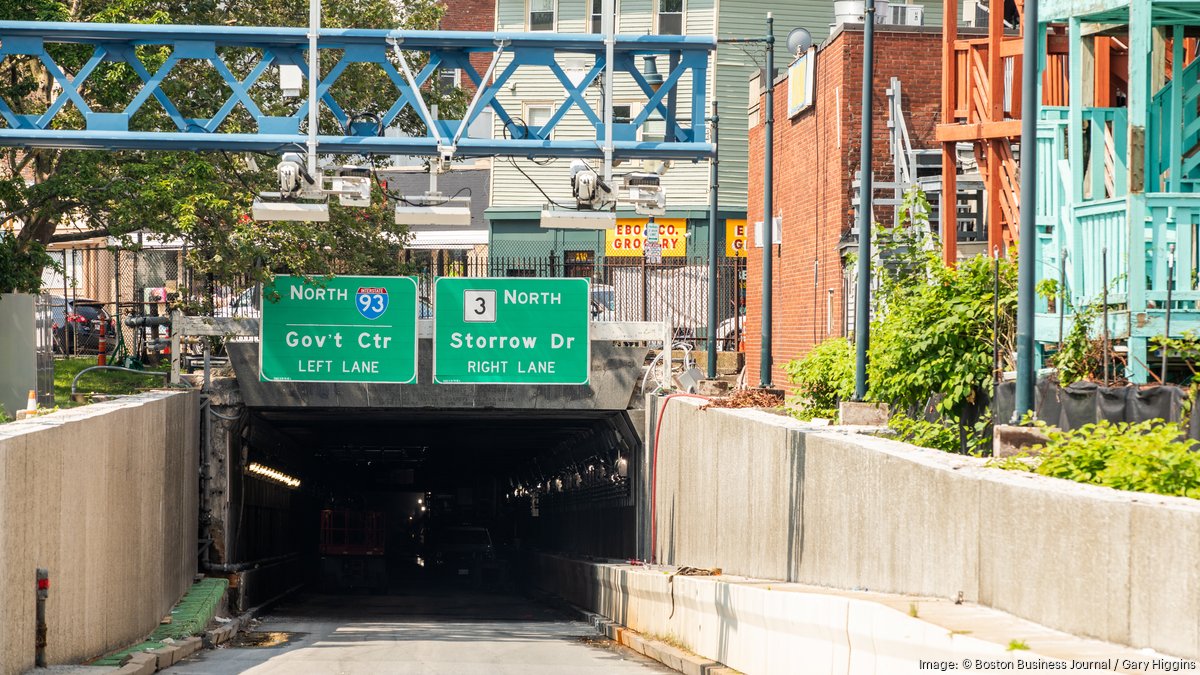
0 21 713 160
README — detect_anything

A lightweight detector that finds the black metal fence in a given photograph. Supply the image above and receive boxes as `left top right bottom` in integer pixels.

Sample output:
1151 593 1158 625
407 254 747 351
43 244 747 357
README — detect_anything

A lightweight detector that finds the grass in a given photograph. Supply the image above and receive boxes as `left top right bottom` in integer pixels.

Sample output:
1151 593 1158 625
1007 639 1030 651
52 357 171 407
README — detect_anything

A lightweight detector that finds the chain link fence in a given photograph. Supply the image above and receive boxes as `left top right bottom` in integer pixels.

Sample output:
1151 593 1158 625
41 244 251 363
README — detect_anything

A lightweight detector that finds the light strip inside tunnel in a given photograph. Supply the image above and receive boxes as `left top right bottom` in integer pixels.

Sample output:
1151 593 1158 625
247 462 301 489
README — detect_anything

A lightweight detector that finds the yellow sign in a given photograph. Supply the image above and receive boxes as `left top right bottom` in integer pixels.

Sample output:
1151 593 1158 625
726 219 748 257
787 48 815 118
605 218 687 257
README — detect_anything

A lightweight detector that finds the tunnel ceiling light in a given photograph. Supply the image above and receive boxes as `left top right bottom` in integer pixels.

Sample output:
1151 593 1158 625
247 462 301 489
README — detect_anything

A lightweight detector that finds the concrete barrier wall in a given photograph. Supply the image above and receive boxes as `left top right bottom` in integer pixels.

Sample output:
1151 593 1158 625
648 397 1200 660
0 391 199 674
532 554 1033 675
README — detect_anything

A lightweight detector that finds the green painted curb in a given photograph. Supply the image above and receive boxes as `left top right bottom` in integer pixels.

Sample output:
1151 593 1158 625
92 578 229 666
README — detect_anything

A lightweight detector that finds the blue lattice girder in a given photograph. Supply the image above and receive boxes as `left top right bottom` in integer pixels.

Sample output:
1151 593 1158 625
0 21 714 160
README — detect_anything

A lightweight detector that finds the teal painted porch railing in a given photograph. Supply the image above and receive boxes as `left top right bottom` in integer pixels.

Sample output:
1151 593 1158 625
1144 195 1200 310
1081 107 1128 201
1148 52 1200 192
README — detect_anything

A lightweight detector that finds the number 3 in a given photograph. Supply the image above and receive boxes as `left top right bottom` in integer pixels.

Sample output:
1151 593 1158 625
372 294 385 313
474 296 486 315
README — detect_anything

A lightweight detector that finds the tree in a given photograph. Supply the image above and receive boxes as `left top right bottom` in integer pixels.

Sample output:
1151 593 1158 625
0 0 466 295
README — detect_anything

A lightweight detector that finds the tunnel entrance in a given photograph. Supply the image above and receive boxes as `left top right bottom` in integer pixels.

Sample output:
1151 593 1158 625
209 406 643 610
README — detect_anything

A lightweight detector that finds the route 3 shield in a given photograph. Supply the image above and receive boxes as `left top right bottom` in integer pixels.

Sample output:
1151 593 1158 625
356 286 389 320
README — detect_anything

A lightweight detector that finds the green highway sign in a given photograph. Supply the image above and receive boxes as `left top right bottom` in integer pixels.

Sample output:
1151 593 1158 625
433 277 590 385
259 275 418 383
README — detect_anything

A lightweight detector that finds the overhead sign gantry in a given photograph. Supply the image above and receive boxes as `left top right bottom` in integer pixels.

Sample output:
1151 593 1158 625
0 21 714 161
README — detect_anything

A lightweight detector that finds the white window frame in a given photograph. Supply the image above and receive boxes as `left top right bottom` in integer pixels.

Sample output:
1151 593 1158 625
587 0 620 34
437 67 461 90
655 0 685 35
611 101 639 138
522 102 556 139
527 0 557 32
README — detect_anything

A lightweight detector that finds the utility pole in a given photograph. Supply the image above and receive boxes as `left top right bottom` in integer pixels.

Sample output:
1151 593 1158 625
707 102 720 379
760 12 775 388
1014 0 1039 419
854 0 876 400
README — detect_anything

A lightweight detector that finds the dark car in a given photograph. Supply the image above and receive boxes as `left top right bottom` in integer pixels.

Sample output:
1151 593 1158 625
428 526 495 582
48 297 116 355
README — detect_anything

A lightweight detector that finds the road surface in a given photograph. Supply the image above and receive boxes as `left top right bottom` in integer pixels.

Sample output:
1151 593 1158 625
171 589 672 674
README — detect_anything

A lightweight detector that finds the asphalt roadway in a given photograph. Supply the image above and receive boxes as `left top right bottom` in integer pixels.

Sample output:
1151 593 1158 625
169 589 673 675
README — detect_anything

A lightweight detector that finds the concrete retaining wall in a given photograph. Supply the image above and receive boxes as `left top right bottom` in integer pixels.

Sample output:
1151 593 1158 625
648 397 1200 660
533 554 1044 675
0 391 199 674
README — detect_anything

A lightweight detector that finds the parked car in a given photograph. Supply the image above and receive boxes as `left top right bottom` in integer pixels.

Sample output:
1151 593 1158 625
426 525 496 582
215 286 260 318
716 307 746 351
47 296 116 355
590 283 615 321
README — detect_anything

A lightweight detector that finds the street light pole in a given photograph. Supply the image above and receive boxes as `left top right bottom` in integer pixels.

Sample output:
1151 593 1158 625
854 0 876 400
1014 0 1040 419
760 12 775 388
707 101 720 379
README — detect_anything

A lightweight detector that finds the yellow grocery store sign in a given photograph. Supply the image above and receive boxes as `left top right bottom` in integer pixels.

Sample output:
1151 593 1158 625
726 219 748 257
605 219 687 257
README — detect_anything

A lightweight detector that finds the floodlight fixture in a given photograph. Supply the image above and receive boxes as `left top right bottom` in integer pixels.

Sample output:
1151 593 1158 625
252 196 330 222
539 209 617 230
394 194 472 227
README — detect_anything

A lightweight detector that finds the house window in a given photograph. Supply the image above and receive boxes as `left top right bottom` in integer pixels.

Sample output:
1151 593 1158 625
613 104 632 125
523 103 554 138
657 0 683 34
529 0 556 31
588 0 619 33
437 67 459 91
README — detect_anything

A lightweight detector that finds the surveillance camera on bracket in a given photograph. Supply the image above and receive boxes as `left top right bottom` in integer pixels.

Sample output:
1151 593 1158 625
332 165 372 207
623 172 667 216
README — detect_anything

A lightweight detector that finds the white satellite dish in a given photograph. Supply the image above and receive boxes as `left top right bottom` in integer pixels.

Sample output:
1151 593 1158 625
787 27 813 57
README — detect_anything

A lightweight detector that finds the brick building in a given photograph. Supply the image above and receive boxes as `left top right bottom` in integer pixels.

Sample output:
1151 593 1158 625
744 24 944 389
437 0 496 93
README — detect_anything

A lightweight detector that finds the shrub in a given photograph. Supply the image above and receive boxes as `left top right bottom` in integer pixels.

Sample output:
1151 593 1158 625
888 412 960 453
782 337 854 420
996 420 1200 499
889 411 991 455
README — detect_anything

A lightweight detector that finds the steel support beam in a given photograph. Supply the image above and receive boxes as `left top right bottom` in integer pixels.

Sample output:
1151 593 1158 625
0 21 713 159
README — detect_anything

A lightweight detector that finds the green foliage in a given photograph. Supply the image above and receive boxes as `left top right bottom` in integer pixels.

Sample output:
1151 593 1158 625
0 234 56 293
782 337 854 420
1150 331 1200 384
1 0 460 289
888 412 961 453
1052 301 1102 385
1030 420 1200 499
1036 278 1059 302
783 187 1016 453
888 411 992 455
868 214 1017 421
1007 640 1030 651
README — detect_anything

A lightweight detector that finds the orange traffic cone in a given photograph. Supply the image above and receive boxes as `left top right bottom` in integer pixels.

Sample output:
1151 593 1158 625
25 389 37 412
